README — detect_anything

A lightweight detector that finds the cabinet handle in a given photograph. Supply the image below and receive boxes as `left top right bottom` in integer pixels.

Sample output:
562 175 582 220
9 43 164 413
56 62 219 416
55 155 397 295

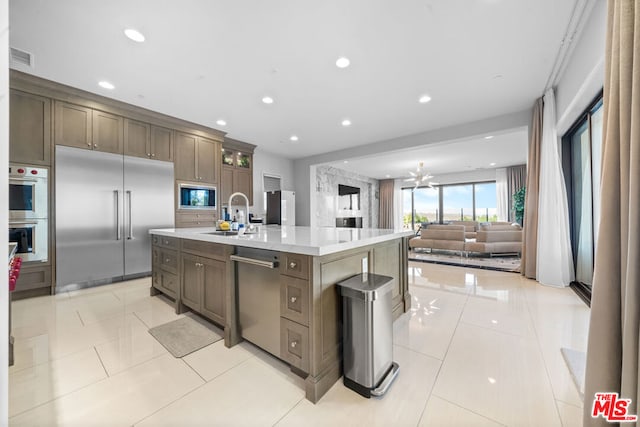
165 258 170 263
93 143 98 148
147 153 151 157
290 340 298 348
289 262 297 269
290 296 297 303
151 153 156 157
196 262 204 267
163 240 169 245
87 142 92 147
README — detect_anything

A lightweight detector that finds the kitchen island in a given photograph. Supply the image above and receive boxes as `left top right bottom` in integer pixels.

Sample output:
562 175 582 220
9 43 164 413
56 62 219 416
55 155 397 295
149 225 413 403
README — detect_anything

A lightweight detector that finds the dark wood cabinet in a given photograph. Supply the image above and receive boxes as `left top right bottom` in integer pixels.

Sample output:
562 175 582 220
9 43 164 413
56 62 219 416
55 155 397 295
151 125 173 162
92 110 123 154
9 90 52 165
55 101 124 154
175 132 218 183
181 253 202 310
221 147 253 205
125 120 173 161
124 119 150 158
201 257 226 324
54 101 92 150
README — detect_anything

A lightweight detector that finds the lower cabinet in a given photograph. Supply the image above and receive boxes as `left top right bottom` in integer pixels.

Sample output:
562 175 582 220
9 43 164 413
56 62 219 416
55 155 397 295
180 252 226 325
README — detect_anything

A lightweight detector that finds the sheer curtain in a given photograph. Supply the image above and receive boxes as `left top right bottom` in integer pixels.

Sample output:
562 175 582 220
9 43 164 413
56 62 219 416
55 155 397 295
584 0 640 424
495 168 508 221
536 88 574 287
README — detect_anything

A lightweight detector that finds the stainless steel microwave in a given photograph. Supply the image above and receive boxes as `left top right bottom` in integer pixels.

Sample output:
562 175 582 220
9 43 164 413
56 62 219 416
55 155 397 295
178 183 216 210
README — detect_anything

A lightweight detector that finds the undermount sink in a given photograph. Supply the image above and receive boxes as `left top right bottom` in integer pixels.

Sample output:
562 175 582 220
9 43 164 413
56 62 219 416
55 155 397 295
206 230 239 236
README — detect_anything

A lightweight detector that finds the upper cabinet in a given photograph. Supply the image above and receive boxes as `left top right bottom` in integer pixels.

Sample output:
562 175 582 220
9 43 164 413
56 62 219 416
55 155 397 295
175 132 219 184
9 90 52 165
54 101 124 154
221 147 253 205
92 110 123 154
124 120 174 162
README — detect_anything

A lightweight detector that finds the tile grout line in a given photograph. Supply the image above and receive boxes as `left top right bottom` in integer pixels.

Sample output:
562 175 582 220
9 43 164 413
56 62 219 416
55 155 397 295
457 319 535 339
430 393 508 426
180 358 207 383
271 397 306 427
76 310 85 326
522 283 566 425
130 356 255 426
414 291 470 426
93 346 110 378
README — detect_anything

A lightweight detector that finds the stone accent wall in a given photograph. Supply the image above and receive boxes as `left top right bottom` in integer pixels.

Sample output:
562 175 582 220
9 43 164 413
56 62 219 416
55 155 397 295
315 165 379 228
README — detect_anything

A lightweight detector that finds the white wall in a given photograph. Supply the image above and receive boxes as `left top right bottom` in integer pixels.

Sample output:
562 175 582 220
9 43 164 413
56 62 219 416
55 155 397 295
555 0 606 135
1 0 10 422
251 147 294 218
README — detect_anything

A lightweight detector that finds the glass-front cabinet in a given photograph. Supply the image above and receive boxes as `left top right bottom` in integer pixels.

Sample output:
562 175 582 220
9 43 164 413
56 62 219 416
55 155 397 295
237 152 251 168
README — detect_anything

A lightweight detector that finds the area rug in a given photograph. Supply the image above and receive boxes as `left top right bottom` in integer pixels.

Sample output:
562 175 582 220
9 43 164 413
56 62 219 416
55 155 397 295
148 314 223 358
409 250 521 273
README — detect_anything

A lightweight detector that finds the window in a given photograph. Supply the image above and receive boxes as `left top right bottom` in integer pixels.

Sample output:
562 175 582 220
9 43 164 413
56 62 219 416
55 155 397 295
402 181 497 229
263 174 281 212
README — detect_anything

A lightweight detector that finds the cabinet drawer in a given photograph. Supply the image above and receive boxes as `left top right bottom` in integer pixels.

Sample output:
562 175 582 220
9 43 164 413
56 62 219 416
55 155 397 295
152 235 179 250
160 271 179 298
280 275 309 326
176 220 216 228
281 253 309 280
176 212 217 224
160 249 178 273
280 318 310 372
182 239 226 259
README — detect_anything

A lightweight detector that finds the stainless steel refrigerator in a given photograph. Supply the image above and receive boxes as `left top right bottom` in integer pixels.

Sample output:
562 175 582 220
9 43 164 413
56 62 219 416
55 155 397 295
265 190 295 225
55 145 174 289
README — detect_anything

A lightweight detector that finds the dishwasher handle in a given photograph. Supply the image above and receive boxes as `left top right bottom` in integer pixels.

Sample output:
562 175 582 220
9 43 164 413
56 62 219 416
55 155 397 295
230 255 279 269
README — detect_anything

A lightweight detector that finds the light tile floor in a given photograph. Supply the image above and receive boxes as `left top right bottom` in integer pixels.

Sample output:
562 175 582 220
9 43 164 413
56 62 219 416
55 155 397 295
8 263 589 426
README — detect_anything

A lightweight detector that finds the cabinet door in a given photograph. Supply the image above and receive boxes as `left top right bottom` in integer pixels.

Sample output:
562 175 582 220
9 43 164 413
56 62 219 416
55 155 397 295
221 167 234 206
124 119 150 158
92 110 123 154
151 125 173 162
201 257 226 324
196 137 217 183
234 169 253 205
54 101 92 150
175 132 197 181
10 90 52 165
181 253 202 311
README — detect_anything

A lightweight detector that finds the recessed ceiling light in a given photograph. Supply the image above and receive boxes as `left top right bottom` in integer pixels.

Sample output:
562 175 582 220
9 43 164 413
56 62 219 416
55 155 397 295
98 81 115 90
484 135 494 140
341 119 351 127
336 57 350 68
262 96 274 104
343 160 349 164
385 174 391 178
216 119 226 126
419 94 432 104
290 135 299 142
490 162 496 166
124 29 145 42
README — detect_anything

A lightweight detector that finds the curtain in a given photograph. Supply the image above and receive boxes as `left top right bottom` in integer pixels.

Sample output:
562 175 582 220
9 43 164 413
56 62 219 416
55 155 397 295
507 164 526 221
584 1 640 425
536 88 574 287
378 179 394 229
521 98 543 279
496 168 509 221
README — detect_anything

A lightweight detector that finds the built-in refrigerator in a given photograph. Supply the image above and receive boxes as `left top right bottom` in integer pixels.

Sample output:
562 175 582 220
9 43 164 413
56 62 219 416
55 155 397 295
55 145 174 289
266 190 295 225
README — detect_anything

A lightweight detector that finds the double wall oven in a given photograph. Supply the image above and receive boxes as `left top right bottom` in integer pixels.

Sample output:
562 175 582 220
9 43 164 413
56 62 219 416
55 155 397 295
9 164 48 263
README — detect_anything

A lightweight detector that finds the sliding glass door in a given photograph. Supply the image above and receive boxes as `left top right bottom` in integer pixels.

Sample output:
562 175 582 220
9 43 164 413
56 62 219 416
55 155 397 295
563 95 603 298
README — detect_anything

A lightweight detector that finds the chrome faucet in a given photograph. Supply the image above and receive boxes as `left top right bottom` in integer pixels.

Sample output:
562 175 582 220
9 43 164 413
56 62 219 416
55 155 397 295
228 192 250 226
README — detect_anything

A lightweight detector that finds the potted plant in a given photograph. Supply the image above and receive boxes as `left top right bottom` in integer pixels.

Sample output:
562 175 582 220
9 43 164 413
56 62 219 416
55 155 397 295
513 186 526 226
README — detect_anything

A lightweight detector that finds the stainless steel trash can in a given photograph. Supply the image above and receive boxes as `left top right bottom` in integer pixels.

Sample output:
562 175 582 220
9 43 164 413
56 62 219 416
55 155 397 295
338 273 400 398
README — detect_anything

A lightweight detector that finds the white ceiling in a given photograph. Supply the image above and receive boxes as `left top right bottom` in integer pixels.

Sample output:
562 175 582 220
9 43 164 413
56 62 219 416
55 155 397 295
325 128 528 180
9 0 576 159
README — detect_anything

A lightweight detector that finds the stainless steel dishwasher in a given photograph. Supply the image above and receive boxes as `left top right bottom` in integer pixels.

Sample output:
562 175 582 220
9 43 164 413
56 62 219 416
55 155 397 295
231 247 281 357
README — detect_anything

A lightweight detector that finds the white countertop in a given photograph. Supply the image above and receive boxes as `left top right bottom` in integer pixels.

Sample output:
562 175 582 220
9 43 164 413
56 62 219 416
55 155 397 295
149 225 414 256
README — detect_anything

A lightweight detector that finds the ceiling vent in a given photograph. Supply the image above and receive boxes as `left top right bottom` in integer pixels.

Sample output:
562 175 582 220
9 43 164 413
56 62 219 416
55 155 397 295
10 47 34 68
